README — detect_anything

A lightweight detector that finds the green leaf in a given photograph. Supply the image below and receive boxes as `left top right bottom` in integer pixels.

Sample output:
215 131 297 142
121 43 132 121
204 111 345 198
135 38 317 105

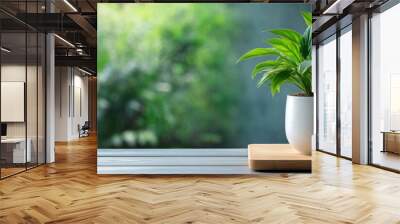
251 60 278 78
270 29 302 44
298 60 311 75
267 38 300 63
257 72 270 88
256 67 287 88
270 70 292 95
302 11 312 27
238 12 313 97
300 26 312 60
237 48 277 63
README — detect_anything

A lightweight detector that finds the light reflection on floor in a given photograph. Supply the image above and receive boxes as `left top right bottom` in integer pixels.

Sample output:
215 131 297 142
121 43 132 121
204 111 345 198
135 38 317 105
372 151 400 171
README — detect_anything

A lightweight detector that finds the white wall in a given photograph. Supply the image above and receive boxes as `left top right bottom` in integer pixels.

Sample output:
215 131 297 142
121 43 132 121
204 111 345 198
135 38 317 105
55 67 89 141
55 67 70 141
1 65 37 138
1 65 26 140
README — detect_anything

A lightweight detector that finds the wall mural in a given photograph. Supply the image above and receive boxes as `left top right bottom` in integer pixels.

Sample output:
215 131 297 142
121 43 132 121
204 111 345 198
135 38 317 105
98 3 310 149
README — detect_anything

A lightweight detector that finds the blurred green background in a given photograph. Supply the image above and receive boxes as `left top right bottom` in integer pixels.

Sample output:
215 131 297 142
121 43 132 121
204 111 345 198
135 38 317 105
98 3 310 148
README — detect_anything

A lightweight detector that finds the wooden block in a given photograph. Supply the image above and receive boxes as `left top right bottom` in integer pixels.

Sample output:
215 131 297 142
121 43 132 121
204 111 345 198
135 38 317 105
248 144 311 172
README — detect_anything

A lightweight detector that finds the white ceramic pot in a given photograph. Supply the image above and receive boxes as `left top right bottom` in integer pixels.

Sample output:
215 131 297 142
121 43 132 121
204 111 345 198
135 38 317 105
285 95 314 155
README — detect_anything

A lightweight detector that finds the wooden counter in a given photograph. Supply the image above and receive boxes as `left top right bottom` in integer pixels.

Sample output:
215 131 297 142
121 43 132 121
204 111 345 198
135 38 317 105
248 144 311 172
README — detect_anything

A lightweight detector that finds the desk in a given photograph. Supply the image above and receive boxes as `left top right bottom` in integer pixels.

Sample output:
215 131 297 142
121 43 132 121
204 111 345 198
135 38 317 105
1 138 31 163
382 131 400 154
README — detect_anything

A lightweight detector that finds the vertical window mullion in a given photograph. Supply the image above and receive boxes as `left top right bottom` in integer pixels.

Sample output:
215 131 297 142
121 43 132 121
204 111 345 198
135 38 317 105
336 27 341 157
367 10 375 166
36 0 39 167
25 0 28 171
0 20 2 179
316 45 320 151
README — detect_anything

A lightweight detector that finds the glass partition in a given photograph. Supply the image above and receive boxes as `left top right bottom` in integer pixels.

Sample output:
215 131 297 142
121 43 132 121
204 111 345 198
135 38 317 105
1 30 28 177
317 35 337 154
0 2 46 179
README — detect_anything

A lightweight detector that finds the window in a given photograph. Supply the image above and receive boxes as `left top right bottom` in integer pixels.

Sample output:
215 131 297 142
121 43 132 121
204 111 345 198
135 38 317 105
370 3 400 171
339 27 352 158
317 35 337 154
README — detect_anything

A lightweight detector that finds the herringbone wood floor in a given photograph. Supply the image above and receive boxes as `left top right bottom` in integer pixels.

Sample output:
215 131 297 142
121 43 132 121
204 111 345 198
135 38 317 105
1 136 400 224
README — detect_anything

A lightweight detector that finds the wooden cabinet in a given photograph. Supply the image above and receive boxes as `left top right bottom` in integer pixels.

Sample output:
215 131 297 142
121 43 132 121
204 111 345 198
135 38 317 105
382 132 400 154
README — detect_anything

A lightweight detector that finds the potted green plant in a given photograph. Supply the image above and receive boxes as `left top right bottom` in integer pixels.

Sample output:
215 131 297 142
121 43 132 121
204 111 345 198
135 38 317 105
238 12 313 155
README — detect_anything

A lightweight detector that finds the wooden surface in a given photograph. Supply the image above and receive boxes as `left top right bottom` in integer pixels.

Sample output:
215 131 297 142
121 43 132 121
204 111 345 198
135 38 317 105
1 135 400 223
248 144 311 171
373 150 400 171
0 167 25 178
383 132 400 154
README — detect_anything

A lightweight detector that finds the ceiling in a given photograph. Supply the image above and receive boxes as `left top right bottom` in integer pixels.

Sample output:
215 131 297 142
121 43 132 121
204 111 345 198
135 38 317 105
0 0 390 74
1 0 315 75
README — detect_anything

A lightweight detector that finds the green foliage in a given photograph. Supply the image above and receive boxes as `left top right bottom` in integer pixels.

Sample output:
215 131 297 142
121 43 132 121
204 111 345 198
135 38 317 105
98 4 311 148
237 48 278 62
98 4 243 148
238 12 313 96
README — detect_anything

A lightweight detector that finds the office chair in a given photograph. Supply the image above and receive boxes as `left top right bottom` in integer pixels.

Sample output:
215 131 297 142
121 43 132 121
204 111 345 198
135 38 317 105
79 121 90 138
